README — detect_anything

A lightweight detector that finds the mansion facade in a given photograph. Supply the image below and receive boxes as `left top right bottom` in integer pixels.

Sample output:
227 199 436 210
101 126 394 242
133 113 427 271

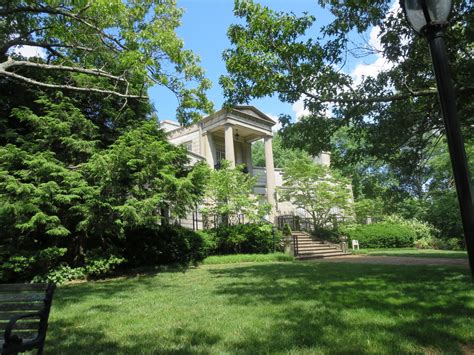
160 105 331 225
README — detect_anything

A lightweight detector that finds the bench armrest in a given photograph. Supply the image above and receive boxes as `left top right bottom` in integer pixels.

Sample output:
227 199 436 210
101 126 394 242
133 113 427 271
4 312 43 344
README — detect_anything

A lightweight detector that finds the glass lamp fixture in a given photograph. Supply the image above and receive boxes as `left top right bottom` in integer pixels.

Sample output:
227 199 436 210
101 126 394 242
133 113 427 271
401 0 453 34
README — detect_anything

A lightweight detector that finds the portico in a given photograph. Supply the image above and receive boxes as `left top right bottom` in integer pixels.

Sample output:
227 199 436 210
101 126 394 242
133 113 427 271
163 105 277 219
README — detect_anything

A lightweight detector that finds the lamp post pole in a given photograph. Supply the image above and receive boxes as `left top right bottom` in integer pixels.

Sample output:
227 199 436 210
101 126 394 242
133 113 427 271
401 0 474 278
425 28 474 277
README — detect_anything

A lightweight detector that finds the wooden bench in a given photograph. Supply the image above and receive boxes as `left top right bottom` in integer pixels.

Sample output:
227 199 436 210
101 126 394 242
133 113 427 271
0 284 55 355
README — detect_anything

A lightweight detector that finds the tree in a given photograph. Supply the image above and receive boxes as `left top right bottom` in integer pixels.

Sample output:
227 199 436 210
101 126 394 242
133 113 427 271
0 1 216 281
279 158 353 230
251 132 311 168
1 0 213 124
220 0 473 204
0 96 209 281
201 161 270 225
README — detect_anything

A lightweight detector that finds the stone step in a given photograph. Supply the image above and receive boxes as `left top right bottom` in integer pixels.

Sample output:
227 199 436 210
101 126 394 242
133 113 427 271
297 251 347 259
297 243 336 249
298 247 341 254
294 238 316 242
296 240 325 245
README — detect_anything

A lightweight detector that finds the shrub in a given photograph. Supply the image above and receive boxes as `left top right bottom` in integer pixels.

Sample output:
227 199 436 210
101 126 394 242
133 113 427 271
384 215 438 240
32 264 86 284
1 247 67 283
83 249 126 278
124 224 211 267
436 237 464 251
339 222 416 248
209 223 282 255
282 223 292 237
414 236 436 249
311 227 340 243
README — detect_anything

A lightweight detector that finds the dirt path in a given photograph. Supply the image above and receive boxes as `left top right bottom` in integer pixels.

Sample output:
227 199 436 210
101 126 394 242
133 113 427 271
309 254 469 267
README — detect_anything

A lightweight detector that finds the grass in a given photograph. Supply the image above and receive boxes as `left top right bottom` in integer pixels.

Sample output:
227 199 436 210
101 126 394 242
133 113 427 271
46 261 474 354
202 252 294 264
353 248 468 259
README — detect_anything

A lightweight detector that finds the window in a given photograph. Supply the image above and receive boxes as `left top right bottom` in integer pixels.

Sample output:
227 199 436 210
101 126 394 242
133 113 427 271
216 150 225 162
182 141 193 152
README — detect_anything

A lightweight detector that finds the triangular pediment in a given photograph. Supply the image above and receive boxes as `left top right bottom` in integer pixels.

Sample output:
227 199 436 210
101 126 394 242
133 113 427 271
232 106 276 125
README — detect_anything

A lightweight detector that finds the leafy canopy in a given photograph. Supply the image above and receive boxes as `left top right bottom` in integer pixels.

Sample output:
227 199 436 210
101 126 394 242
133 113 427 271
1 0 214 124
279 158 353 229
202 161 270 224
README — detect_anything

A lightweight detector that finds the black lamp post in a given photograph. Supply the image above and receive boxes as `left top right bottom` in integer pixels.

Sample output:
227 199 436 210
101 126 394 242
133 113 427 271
401 0 474 278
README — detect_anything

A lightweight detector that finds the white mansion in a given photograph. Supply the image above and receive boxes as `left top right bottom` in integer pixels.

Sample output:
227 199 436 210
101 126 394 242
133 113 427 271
160 105 332 226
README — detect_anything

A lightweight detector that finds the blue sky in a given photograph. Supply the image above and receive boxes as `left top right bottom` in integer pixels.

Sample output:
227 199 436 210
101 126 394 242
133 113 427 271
148 0 396 124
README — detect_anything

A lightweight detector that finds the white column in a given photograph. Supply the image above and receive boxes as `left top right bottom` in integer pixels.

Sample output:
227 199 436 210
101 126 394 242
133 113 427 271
264 135 276 219
203 132 215 168
244 142 253 175
224 123 235 168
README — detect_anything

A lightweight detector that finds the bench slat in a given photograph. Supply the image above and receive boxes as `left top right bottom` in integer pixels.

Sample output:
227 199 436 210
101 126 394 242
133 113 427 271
0 312 40 321
0 284 48 292
8 331 39 341
0 321 39 331
0 294 46 302
0 303 43 312
0 283 55 354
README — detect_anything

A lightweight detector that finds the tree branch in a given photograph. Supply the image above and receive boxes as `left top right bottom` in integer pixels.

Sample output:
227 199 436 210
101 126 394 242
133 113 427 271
0 5 129 52
1 39 94 57
2 59 126 82
302 86 474 104
0 68 145 99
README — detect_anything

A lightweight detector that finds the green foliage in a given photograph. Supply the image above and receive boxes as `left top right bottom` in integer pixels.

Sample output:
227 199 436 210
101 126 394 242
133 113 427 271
384 215 438 241
311 227 340 243
83 120 208 236
1 0 213 123
354 198 384 224
32 264 86 285
282 223 292 237
221 0 473 248
1 247 68 282
0 95 208 282
202 160 269 223
437 238 464 251
83 250 126 278
340 222 416 248
208 223 282 255
252 133 311 168
279 158 353 229
124 225 211 267
202 253 293 265
414 236 437 250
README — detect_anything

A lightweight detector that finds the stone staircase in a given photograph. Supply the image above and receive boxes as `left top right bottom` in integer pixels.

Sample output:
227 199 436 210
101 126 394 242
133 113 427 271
292 231 347 259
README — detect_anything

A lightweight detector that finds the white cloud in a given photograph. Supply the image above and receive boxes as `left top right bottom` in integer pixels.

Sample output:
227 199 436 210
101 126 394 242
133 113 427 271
291 98 310 120
9 45 46 58
265 112 282 132
289 2 401 121
350 1 400 85
352 56 393 86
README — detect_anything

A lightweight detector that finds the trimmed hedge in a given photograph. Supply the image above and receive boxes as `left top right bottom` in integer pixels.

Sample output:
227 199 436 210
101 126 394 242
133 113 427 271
208 223 282 255
124 224 213 267
340 222 416 248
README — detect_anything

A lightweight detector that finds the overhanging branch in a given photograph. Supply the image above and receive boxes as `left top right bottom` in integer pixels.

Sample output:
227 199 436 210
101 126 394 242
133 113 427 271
2 59 127 82
0 67 145 99
303 86 473 104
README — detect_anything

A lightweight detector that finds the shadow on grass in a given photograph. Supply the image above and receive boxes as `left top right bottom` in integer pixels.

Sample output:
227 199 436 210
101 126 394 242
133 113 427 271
208 263 473 354
45 262 473 354
48 318 221 354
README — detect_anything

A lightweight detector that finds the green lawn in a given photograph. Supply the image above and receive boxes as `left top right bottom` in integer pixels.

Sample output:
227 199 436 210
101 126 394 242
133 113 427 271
202 252 294 264
47 261 474 354
353 248 468 259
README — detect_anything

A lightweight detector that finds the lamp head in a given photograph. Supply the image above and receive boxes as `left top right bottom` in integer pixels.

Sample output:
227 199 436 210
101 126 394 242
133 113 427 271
400 0 452 35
